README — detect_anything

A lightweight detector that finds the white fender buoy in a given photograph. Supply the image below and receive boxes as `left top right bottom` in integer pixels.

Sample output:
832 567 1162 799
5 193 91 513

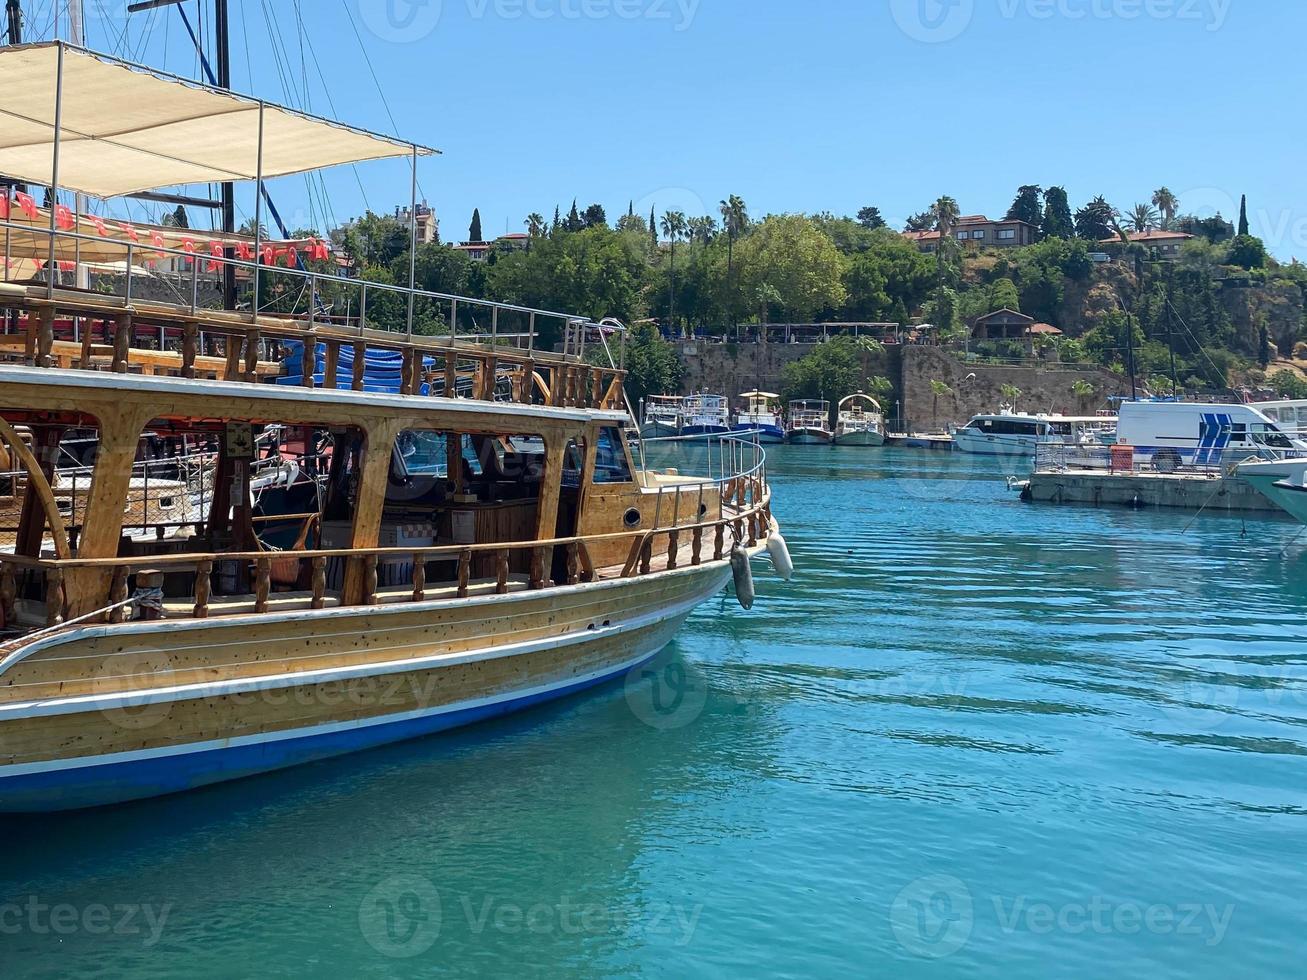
766 531 794 582
730 543 755 611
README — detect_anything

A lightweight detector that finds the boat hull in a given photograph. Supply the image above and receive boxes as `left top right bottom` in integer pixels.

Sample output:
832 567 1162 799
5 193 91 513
787 429 832 445
833 430 885 447
732 423 785 444
952 430 1042 456
639 420 679 440
679 425 731 438
1262 480 1307 523
0 562 734 812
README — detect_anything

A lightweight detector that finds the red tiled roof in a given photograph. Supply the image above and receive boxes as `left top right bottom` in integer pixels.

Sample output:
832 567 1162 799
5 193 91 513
903 229 941 241
1030 322 1063 335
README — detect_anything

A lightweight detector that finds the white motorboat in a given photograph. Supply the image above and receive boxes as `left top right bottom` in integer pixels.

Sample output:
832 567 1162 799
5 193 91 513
640 395 683 439
733 391 786 444
787 400 833 445
953 409 1115 457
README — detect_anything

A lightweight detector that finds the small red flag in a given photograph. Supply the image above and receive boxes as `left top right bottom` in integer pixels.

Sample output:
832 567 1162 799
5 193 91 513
90 216 109 237
207 241 225 273
0 195 8 220
55 205 74 230
118 221 140 242
236 242 253 262
15 192 37 219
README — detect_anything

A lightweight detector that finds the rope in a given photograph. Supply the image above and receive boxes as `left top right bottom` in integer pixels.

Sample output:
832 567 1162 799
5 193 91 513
6 587 163 650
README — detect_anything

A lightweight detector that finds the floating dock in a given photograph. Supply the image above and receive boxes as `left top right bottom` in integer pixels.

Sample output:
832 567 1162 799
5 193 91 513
1020 468 1281 514
886 433 954 451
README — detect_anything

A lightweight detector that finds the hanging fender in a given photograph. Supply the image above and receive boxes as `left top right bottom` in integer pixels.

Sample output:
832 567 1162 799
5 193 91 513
730 543 755 611
766 531 794 581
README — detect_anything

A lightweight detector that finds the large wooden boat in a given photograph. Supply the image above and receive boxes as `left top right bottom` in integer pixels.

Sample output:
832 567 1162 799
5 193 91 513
786 401 833 445
833 393 886 447
0 43 783 812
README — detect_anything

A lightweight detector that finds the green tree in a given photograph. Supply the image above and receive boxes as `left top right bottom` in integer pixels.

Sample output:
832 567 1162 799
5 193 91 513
989 277 1020 312
582 204 607 229
1071 379 1096 411
1268 370 1307 398
1006 185 1043 229
1228 234 1268 270
1259 322 1273 367
904 210 935 233
1041 187 1074 240
999 384 1023 410
469 208 483 243
525 212 546 238
1238 194 1250 236
566 200 582 233
1074 196 1116 241
1152 187 1179 229
659 210 688 331
780 336 880 406
616 321 682 407
734 215 847 322
719 195 749 334
856 206 886 230
1128 203 1159 232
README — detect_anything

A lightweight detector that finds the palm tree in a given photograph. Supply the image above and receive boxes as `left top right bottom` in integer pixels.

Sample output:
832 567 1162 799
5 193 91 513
525 213 546 238
999 384 1023 411
929 379 953 431
719 195 748 336
1071 379 1096 412
1128 204 1159 233
1151 187 1179 229
660 210 687 333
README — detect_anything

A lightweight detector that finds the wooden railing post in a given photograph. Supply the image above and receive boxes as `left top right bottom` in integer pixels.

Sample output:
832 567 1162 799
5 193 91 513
457 548 472 598
243 329 260 383
363 554 379 605
0 564 16 627
691 526 703 567
181 321 198 379
136 569 163 622
223 331 242 381
566 542 580 585
108 566 128 623
411 556 426 602
529 547 545 590
311 556 327 609
352 342 367 391
302 333 318 388
45 567 65 626
666 529 680 571
714 523 725 561
400 347 415 395
193 559 212 618
35 307 55 368
496 548 510 594
253 558 271 614
639 536 653 576
323 341 341 390
112 313 132 374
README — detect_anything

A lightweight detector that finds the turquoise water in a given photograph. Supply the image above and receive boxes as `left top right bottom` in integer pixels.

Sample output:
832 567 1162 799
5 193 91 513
4 447 1307 978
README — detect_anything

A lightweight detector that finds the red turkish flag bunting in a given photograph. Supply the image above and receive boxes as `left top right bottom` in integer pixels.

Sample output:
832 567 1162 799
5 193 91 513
118 221 139 242
208 241 225 273
15 192 37 219
55 205 74 230
260 244 275 265
90 216 109 237
181 238 197 255
0 195 8 220
283 245 299 267
57 261 75 272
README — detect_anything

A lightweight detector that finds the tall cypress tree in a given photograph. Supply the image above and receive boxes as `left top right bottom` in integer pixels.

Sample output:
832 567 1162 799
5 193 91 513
628 200 635 219
566 199 581 232
649 206 657 250
1238 195 1250 237
552 206 561 232
469 208 483 243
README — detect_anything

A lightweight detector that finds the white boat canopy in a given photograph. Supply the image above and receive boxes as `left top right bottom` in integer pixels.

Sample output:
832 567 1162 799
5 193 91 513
0 43 437 199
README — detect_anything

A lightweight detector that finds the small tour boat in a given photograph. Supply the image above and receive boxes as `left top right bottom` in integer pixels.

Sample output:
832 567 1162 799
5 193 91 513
639 395 683 440
0 43 787 812
833 393 886 447
1238 457 1307 522
679 393 731 438
952 408 1113 457
733 391 785 444
787 401 833 445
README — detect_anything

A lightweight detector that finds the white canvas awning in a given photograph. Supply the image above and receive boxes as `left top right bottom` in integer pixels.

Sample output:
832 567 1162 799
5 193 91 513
0 43 437 199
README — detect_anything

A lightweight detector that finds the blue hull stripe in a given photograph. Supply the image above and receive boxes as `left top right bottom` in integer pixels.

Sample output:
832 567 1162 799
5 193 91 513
0 654 656 813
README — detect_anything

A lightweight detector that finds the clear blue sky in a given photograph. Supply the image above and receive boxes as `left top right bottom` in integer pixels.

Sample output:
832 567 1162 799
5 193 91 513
24 0 1307 258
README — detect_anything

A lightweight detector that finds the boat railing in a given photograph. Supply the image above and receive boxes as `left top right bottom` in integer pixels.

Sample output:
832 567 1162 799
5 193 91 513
0 467 772 630
0 219 628 412
1033 443 1298 476
640 432 767 537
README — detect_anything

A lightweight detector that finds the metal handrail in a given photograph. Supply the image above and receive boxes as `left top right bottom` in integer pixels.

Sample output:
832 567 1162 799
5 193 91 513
1 218 613 351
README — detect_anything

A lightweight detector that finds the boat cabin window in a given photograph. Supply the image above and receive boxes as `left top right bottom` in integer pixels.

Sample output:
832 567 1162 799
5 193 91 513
594 427 633 484
1252 425 1293 450
969 418 1042 436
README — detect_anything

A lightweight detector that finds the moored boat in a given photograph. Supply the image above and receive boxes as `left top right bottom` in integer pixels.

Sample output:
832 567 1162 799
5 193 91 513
640 395 683 439
679 393 731 438
787 401 832 445
833 393 886 447
953 409 1115 457
733 391 785 444
0 44 785 812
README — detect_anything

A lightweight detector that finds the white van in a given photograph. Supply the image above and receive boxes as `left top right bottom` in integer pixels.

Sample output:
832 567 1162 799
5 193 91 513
1254 399 1307 437
1115 401 1307 470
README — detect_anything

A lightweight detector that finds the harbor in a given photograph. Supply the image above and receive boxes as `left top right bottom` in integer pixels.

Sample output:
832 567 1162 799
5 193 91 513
7 446 1307 977
3 1 1307 978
